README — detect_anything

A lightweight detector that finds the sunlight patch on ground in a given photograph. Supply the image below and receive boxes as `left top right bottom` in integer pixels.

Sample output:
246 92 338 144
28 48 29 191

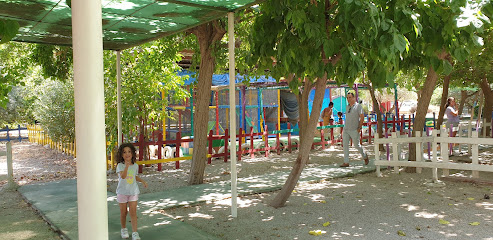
188 212 214 219
213 197 259 208
476 202 493 211
414 211 444 219
262 216 274 221
401 203 420 211
438 231 458 237
307 193 325 202
0 231 38 239
152 218 173 226
295 181 356 191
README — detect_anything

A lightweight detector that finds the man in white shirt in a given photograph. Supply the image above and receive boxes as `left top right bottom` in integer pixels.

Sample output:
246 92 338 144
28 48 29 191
340 91 369 167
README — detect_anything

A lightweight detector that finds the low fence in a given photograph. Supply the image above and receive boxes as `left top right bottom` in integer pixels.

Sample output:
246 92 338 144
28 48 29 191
0 125 28 142
361 115 413 145
27 125 77 158
25 114 415 172
130 122 348 173
120 115 415 173
374 127 493 182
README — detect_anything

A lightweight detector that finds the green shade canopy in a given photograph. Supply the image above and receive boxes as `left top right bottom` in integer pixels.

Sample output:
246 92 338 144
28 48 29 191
1 0 260 50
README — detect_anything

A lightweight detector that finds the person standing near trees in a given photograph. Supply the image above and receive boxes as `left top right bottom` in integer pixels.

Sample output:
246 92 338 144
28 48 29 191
322 102 334 126
445 97 460 137
340 91 369 167
321 102 334 138
116 143 148 240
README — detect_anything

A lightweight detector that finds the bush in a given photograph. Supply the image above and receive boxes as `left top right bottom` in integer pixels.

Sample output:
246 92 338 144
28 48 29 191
33 80 75 142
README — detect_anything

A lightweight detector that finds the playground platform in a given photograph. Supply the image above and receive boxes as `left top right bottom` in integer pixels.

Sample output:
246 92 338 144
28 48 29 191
18 162 375 240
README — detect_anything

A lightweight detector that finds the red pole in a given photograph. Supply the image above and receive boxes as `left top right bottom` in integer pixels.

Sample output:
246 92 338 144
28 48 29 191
178 110 182 133
238 128 243 161
250 127 255 158
224 128 229 162
138 133 144 173
276 123 280 155
339 118 343 147
264 125 269 157
320 122 325 149
175 132 181 169
392 115 396 132
330 119 334 145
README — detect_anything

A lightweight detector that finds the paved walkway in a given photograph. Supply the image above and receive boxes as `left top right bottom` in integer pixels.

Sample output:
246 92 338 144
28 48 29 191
18 162 375 239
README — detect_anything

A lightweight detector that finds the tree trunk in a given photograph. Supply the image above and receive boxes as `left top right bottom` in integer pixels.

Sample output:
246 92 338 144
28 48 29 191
367 83 385 151
270 75 327 208
188 21 226 185
406 66 439 172
458 90 467 116
479 78 493 137
436 75 450 128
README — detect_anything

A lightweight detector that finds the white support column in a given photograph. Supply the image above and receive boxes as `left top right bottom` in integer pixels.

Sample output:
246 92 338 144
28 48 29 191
71 1 109 239
228 11 238 218
117 51 122 146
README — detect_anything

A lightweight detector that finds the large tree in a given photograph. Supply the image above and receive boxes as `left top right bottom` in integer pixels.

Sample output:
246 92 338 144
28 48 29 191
249 0 417 208
450 25 493 135
187 21 226 185
0 19 20 107
398 0 491 168
103 38 189 153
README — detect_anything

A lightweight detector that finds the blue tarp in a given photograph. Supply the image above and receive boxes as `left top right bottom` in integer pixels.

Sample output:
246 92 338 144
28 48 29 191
177 70 277 86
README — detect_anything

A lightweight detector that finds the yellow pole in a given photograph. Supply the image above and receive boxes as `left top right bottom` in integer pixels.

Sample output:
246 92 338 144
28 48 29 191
162 89 166 141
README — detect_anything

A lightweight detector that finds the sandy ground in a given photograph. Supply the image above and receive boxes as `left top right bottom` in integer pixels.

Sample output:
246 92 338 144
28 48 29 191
2 141 493 239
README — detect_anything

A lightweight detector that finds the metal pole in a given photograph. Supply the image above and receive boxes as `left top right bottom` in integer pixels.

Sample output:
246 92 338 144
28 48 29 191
228 12 238 218
117 51 122 146
394 83 398 118
71 0 109 238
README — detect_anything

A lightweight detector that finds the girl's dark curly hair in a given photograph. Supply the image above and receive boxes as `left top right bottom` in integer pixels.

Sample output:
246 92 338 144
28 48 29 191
116 143 137 164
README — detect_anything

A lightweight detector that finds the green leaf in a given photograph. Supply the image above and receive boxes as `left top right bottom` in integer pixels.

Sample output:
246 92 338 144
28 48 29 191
430 58 441 72
453 48 469 62
469 222 480 226
393 34 407 53
323 39 334 58
442 60 453 75
439 219 450 225
481 3 493 20
0 20 20 44
381 20 390 31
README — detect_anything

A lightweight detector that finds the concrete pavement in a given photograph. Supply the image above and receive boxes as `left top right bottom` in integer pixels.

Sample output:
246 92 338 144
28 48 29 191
18 161 375 239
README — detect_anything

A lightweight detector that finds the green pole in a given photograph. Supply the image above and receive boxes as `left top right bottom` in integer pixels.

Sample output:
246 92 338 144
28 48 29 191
394 83 398 118
190 85 194 136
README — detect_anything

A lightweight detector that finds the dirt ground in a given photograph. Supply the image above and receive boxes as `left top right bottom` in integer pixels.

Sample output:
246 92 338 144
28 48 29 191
1 140 493 239
0 141 74 240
